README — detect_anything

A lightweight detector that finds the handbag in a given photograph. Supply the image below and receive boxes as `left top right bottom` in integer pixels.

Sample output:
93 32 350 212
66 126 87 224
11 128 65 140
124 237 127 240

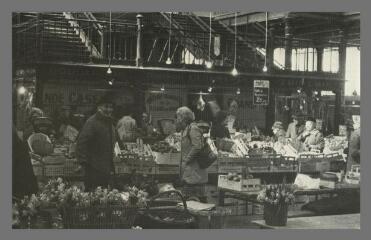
187 124 217 169
135 190 197 229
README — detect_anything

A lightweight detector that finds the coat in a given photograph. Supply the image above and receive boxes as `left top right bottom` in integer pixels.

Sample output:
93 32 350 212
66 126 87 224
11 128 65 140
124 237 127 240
76 111 118 175
299 129 325 152
210 124 230 139
347 128 360 170
12 126 38 198
180 122 208 185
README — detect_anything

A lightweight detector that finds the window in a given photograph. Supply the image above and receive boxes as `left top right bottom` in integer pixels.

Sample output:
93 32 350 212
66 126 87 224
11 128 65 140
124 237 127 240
345 47 360 96
322 47 339 73
274 48 285 68
291 48 317 72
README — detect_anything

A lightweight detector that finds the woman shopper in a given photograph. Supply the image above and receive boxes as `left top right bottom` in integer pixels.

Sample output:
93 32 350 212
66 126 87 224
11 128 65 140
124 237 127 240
176 106 208 202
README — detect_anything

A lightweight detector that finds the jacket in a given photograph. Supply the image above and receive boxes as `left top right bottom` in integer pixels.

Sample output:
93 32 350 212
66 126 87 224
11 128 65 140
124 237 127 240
13 126 38 198
76 112 118 175
180 122 208 185
210 124 231 139
348 128 360 168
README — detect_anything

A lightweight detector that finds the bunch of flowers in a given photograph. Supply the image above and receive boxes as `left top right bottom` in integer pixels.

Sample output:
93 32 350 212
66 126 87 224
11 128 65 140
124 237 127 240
12 194 41 228
257 183 296 206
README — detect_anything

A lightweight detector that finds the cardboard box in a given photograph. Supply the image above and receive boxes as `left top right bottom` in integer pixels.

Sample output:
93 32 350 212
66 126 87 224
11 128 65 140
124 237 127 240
218 175 261 192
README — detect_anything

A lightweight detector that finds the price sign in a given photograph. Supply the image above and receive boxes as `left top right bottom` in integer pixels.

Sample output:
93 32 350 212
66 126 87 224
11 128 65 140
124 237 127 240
253 80 270 105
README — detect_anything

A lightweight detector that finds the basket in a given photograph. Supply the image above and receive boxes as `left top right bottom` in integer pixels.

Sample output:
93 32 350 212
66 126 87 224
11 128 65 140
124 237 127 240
64 160 84 177
263 203 289 226
62 205 138 229
44 163 65 177
135 190 197 229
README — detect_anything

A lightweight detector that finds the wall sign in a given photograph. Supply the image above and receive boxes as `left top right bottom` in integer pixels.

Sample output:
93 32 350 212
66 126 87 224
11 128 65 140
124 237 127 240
253 80 270 105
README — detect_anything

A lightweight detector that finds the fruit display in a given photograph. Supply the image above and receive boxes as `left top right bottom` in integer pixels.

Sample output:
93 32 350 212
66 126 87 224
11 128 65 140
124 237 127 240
324 135 348 152
164 133 181 152
150 141 178 153
120 140 154 158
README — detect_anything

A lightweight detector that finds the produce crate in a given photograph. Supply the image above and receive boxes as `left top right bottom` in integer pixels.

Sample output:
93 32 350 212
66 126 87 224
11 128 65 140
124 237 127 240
330 160 346 172
153 152 181 165
217 157 246 174
155 165 179 175
218 175 261 192
62 205 138 229
192 207 233 229
298 154 331 173
114 162 130 175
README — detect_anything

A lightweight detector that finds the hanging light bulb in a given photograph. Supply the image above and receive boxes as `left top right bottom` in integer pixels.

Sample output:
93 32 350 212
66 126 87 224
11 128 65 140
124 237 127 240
160 84 165 92
299 105 304 110
231 67 238 76
205 61 213 69
166 57 172 65
313 91 318 95
18 86 26 95
236 88 241 95
107 67 112 74
262 65 268 72
284 105 290 111
107 78 114 86
297 88 302 94
352 100 356 105
208 86 213 93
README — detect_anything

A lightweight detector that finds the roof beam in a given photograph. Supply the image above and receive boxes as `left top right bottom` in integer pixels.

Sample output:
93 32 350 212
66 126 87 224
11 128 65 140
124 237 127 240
216 12 290 26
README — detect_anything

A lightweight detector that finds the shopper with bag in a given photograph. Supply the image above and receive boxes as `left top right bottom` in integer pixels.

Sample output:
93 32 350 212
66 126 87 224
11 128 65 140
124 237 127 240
176 107 215 202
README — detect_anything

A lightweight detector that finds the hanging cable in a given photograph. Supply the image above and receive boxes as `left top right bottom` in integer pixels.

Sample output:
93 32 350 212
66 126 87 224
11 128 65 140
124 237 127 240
231 12 238 76
107 11 113 75
263 12 268 72
206 12 213 69
166 12 172 64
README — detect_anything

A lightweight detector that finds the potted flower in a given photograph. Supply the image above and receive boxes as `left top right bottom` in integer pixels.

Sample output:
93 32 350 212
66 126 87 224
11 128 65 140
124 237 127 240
257 182 296 226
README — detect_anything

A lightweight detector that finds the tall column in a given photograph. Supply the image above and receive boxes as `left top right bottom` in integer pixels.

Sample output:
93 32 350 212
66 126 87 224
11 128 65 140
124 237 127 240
136 14 143 67
284 18 293 70
338 29 348 80
333 88 342 135
266 28 274 72
316 46 324 72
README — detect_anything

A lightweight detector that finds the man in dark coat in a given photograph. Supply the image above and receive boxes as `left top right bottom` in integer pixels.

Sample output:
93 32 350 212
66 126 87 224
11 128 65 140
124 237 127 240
76 95 119 191
13 125 38 199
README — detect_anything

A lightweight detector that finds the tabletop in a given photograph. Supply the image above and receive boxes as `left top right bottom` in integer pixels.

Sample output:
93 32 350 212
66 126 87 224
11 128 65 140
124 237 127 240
253 213 360 229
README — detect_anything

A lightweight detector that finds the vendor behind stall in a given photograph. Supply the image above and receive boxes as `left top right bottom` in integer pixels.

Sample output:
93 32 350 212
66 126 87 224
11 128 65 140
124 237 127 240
226 99 242 134
176 106 207 202
272 121 286 142
210 110 230 140
138 112 156 137
286 115 304 141
76 95 119 191
297 117 325 152
347 118 360 171
117 110 137 142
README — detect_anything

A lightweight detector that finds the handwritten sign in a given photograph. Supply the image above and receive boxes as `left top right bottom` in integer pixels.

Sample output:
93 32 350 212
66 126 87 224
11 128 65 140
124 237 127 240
253 80 270 105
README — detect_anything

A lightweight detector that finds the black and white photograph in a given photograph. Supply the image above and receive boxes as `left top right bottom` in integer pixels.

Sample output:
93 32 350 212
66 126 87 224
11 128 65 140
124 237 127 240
11 11 360 229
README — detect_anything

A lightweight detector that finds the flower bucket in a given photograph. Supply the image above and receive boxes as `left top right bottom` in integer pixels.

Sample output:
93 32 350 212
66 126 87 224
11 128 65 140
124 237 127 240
263 203 288 226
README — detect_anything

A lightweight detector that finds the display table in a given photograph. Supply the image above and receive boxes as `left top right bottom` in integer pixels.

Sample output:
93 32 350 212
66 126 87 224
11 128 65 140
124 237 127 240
252 213 360 229
218 184 360 206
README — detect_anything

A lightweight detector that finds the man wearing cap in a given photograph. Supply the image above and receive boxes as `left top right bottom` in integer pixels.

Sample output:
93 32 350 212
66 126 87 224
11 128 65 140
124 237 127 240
286 115 304 141
298 117 325 152
76 95 119 191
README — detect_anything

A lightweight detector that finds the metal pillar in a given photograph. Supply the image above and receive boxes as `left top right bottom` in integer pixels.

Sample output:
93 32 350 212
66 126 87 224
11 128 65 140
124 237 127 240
284 18 293 70
136 14 143 67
